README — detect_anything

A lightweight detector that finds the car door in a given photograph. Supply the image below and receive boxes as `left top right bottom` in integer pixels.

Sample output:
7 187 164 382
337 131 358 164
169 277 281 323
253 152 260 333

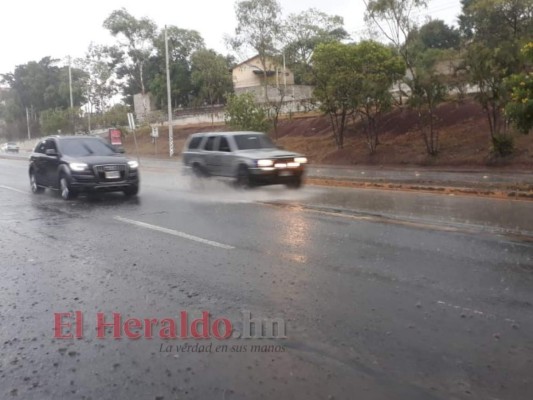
30 140 48 185
203 136 219 175
216 136 234 177
43 139 61 187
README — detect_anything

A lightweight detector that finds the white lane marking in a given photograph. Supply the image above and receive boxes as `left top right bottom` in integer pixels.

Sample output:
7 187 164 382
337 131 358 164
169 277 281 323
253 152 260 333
437 301 517 324
114 216 235 250
437 301 486 316
0 185 27 195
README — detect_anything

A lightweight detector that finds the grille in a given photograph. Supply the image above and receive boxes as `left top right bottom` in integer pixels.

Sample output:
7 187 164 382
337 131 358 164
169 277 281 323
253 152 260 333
94 164 127 181
273 157 294 164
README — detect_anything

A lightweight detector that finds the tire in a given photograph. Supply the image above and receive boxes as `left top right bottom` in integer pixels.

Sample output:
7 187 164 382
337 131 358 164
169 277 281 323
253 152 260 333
286 176 303 189
189 164 206 190
29 171 44 194
59 174 77 200
235 165 252 188
124 184 139 197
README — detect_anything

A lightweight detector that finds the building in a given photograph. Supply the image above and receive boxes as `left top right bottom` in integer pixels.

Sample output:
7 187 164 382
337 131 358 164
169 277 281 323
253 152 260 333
231 55 314 111
232 55 295 91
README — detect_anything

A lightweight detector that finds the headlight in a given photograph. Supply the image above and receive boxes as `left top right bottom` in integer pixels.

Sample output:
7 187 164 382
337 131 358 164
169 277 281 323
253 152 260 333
128 160 139 169
69 162 88 172
257 159 274 167
294 157 308 164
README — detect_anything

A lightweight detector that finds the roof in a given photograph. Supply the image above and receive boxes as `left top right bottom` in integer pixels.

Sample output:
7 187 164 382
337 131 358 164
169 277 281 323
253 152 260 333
42 135 105 141
231 55 284 71
232 55 262 70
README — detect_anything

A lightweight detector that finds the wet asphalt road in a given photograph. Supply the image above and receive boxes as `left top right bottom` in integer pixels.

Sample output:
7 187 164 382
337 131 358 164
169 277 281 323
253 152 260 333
0 157 533 400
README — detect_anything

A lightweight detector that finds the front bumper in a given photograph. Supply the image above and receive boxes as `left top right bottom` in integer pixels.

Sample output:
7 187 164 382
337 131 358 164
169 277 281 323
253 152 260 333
69 171 139 192
249 166 304 185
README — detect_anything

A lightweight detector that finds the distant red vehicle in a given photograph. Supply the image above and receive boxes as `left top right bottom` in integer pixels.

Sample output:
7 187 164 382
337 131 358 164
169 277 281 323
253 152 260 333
109 129 122 146
108 129 126 153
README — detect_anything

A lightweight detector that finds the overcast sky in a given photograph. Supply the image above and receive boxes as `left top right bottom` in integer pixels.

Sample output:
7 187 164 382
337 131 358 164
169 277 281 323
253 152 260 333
0 0 461 75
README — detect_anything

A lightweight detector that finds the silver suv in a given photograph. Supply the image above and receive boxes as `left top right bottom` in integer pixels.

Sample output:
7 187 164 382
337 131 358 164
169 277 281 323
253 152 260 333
182 131 307 188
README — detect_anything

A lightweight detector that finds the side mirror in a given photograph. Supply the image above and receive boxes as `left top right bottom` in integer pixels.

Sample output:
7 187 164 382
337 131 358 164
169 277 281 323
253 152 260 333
45 149 58 156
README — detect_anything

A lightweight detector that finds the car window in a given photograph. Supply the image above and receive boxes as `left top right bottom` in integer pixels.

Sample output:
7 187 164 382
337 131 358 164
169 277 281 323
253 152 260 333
188 136 203 150
234 134 277 150
203 136 217 151
44 139 57 152
34 141 46 154
218 137 231 152
58 138 117 157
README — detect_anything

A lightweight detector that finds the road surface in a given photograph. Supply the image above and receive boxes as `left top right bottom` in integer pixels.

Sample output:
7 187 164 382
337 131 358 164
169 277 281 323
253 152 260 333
0 157 532 400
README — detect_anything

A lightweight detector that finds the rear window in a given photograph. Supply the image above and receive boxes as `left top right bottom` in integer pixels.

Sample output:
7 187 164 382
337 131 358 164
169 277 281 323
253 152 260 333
187 136 203 150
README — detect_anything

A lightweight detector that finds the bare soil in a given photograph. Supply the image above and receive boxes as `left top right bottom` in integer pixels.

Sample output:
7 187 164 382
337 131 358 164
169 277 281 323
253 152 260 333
123 100 533 168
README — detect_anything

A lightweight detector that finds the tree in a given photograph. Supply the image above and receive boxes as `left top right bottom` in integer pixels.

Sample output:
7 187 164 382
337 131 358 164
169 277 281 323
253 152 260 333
149 26 205 109
407 20 460 50
225 92 270 132
352 41 405 153
365 0 447 155
78 43 121 115
506 42 533 134
191 49 234 121
459 0 532 155
312 42 361 149
103 8 158 105
365 0 427 74
231 0 283 101
466 43 515 139
283 8 349 84
459 0 533 46
408 49 448 155
364 0 427 107
1 57 86 137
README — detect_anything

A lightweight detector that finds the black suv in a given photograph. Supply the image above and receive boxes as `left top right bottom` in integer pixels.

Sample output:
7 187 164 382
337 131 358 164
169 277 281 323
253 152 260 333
29 136 140 200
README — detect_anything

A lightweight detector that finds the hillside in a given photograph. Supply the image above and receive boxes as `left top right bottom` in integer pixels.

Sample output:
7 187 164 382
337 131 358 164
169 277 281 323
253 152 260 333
123 99 533 168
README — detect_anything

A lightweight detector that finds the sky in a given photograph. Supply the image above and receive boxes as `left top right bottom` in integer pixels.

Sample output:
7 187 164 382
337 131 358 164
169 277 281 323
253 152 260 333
0 0 462 75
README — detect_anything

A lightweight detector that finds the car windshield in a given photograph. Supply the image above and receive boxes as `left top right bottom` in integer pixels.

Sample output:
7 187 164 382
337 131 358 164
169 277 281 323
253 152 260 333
59 138 117 157
234 134 276 150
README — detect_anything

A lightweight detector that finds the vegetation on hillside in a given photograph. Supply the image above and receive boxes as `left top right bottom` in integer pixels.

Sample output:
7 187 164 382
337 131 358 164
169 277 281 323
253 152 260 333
1 0 532 161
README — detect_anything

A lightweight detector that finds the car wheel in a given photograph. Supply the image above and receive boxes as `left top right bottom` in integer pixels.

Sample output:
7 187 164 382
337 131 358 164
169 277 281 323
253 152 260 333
29 171 44 194
235 165 252 188
124 184 139 197
192 163 208 178
189 164 206 190
59 175 77 200
286 176 303 189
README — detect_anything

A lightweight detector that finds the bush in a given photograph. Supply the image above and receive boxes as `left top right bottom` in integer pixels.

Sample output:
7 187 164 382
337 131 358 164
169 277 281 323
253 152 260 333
224 93 271 132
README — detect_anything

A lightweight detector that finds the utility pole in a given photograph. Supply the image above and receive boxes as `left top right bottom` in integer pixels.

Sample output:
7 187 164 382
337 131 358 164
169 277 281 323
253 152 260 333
26 107 31 140
283 53 287 89
87 88 92 134
68 56 74 134
165 26 174 157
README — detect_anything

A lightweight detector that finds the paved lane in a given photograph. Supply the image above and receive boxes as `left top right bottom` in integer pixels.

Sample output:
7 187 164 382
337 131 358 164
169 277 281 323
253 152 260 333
0 158 532 400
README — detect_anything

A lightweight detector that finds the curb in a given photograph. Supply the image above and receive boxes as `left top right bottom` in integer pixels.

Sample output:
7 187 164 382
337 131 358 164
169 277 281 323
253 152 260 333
306 177 533 201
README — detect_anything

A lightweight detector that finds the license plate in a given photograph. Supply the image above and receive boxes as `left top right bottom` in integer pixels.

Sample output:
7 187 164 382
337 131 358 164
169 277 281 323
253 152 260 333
279 171 293 177
105 171 120 179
